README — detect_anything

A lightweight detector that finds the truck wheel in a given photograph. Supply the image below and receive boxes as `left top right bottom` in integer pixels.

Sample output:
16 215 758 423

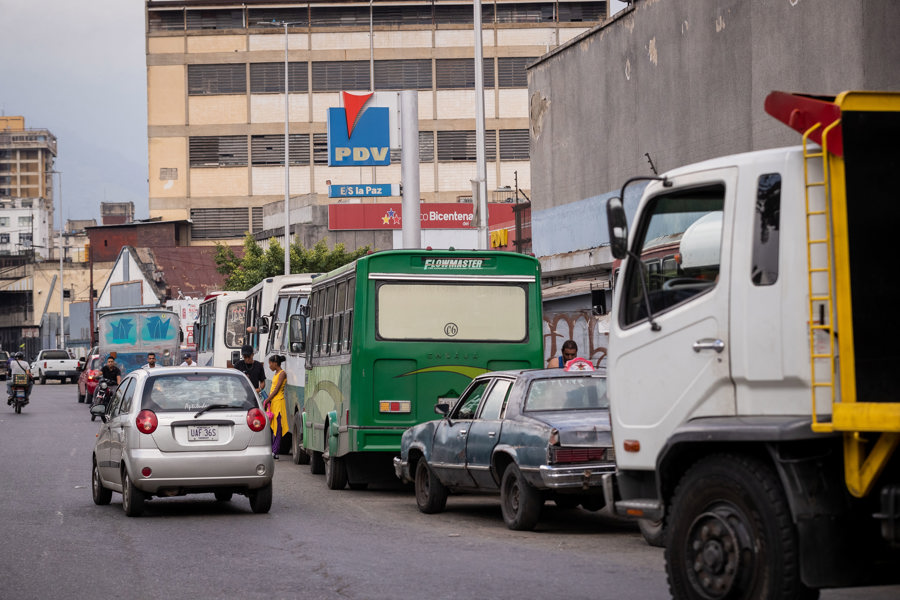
39 374 45 385
309 450 325 475
666 454 804 600
639 518 666 548
291 423 310 465
325 454 348 490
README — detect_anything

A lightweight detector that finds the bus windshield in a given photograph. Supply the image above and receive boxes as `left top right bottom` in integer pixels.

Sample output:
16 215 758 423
376 282 527 342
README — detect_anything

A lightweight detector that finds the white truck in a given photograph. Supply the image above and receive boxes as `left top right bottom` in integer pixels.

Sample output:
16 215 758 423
31 349 81 384
603 90 900 598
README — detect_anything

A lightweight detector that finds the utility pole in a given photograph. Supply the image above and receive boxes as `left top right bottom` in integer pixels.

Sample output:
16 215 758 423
473 0 489 249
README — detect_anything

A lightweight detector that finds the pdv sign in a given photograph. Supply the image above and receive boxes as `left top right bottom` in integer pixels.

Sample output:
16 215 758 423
327 91 390 167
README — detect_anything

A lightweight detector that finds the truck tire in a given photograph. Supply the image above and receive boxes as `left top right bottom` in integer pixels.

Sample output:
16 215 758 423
39 373 45 385
666 454 808 600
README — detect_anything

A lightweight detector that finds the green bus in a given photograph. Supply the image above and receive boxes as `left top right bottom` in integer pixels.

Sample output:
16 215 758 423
300 249 544 490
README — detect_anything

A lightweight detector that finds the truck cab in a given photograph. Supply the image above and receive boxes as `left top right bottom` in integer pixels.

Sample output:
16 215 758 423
605 91 900 597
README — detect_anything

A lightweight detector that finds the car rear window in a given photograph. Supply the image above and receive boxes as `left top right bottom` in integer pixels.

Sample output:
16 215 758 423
42 351 70 360
141 373 257 412
524 376 608 411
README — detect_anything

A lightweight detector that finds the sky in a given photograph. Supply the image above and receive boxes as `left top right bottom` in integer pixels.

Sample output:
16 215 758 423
0 0 149 227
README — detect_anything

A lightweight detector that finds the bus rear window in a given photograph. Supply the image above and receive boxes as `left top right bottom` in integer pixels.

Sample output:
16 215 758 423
376 283 527 342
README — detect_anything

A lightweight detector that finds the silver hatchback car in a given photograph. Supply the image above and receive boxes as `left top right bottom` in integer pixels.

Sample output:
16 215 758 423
90 367 274 516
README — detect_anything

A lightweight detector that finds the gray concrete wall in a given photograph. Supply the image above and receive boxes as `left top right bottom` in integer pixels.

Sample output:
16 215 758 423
529 0 900 213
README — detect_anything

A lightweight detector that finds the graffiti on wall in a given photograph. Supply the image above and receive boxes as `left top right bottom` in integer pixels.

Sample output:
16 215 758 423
543 310 610 368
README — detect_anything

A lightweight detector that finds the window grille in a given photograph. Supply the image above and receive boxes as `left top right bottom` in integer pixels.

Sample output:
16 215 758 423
185 9 244 30
496 3 554 23
499 130 530 160
188 64 246 96
250 63 309 93
434 4 492 24
189 136 248 167
248 8 309 28
310 6 371 27
252 207 263 233
437 130 496 162
374 60 432 91
498 57 535 88
313 133 329 165
436 58 494 89
391 130 436 162
311 61 370 92
558 2 607 23
251 134 311 166
159 168 178 180
373 5 433 25
148 10 185 32
190 208 251 239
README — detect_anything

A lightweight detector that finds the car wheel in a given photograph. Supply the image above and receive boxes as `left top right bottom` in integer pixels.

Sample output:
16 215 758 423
92 460 112 505
214 491 233 502
39 374 45 385
309 450 325 475
415 459 448 514
78 387 85 403
500 464 542 531
666 454 807 600
122 470 146 517
70 376 78 384
325 454 348 490
249 483 272 514
639 518 666 548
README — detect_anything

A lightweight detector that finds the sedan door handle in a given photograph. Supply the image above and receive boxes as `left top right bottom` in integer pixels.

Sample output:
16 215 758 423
487 431 496 438
458 430 468 436
693 338 725 353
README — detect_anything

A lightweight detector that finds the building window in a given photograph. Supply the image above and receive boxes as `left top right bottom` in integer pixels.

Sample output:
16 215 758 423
248 8 309 28
310 6 371 27
419 131 435 163
751 173 781 286
0 233 9 244
188 64 247 96
185 9 244 30
0 217 8 227
313 133 329 165
437 131 496 162
498 57 535 88
434 4 492 25
557 2 607 23
496 3 554 23
499 130 530 160
374 60 432 91
251 134 311 166
373 5 434 26
148 10 184 32
159 168 178 180
189 136 248 167
252 207 263 233
18 216 32 227
19 233 32 246
190 208 251 239
311 61 370 92
436 59 494 89
249 62 309 93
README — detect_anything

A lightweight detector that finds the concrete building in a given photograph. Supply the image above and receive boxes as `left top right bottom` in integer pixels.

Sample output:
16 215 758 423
100 201 135 226
144 0 608 243
528 0 900 282
0 197 53 260
0 116 57 204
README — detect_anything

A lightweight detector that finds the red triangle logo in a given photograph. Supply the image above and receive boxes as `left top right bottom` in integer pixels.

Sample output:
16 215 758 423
343 91 374 138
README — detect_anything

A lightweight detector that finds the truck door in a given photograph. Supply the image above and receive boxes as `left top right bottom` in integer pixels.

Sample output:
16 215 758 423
609 168 737 471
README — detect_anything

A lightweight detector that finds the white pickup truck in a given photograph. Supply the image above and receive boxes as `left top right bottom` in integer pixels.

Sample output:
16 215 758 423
31 349 80 384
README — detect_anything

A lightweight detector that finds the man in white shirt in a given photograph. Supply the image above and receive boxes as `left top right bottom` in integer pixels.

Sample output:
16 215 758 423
142 352 158 369
180 353 195 367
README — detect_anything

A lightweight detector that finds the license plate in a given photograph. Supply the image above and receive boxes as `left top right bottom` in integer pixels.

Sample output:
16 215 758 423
188 425 218 441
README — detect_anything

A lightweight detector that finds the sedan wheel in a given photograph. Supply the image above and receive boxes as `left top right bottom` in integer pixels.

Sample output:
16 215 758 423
249 483 272 514
500 464 542 530
122 470 145 517
92 461 112 505
415 459 448 514
77 387 85 403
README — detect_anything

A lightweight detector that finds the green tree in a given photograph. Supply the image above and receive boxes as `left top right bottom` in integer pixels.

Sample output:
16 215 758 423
214 234 370 291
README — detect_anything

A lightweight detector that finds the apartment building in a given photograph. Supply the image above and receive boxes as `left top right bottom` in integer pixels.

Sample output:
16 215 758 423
0 117 57 239
145 0 606 241
0 197 53 259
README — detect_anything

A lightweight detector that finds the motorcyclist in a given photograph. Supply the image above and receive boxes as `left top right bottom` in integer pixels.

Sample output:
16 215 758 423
91 355 122 421
7 352 33 405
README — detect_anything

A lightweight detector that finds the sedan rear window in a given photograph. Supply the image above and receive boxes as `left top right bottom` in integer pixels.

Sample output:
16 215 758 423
524 377 608 411
42 350 70 360
142 373 257 412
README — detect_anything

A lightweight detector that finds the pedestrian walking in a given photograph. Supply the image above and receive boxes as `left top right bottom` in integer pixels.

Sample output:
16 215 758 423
232 344 266 395
264 355 288 460
548 340 578 368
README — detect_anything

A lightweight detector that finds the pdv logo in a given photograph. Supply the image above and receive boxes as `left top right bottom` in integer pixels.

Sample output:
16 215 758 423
327 91 390 167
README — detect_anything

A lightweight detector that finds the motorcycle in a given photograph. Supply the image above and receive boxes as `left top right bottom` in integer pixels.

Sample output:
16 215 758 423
10 373 29 414
90 379 115 421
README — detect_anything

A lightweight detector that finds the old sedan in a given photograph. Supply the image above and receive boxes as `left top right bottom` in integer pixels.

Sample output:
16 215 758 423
90 367 274 516
394 367 613 530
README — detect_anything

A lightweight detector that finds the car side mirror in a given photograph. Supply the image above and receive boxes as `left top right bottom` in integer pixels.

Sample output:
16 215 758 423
607 197 628 260
434 402 450 416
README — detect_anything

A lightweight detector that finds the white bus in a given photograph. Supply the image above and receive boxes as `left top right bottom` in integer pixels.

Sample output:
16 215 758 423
195 291 247 368
264 282 314 462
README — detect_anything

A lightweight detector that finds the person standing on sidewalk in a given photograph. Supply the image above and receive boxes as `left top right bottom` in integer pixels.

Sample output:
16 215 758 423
263 355 287 460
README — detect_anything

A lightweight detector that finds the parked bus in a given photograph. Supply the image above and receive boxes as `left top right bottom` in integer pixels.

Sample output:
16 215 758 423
263 282 313 461
97 308 181 374
195 291 247 368
301 249 544 490
244 274 319 375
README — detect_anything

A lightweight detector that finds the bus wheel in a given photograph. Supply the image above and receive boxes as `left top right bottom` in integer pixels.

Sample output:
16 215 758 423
292 429 310 466
325 454 348 490
666 454 805 600
310 450 325 475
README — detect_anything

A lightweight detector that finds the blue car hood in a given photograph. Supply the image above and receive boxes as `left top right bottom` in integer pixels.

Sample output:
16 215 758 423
525 410 612 446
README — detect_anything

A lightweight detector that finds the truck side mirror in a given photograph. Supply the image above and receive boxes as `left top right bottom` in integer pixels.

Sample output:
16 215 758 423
289 314 306 353
607 197 629 260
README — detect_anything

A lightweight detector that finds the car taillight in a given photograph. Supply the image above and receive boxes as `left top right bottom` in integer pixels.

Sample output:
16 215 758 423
247 408 266 432
549 447 611 464
136 410 158 435
88 370 99 381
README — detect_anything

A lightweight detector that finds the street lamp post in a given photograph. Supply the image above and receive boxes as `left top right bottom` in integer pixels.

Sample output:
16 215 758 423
48 170 64 349
258 20 303 275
